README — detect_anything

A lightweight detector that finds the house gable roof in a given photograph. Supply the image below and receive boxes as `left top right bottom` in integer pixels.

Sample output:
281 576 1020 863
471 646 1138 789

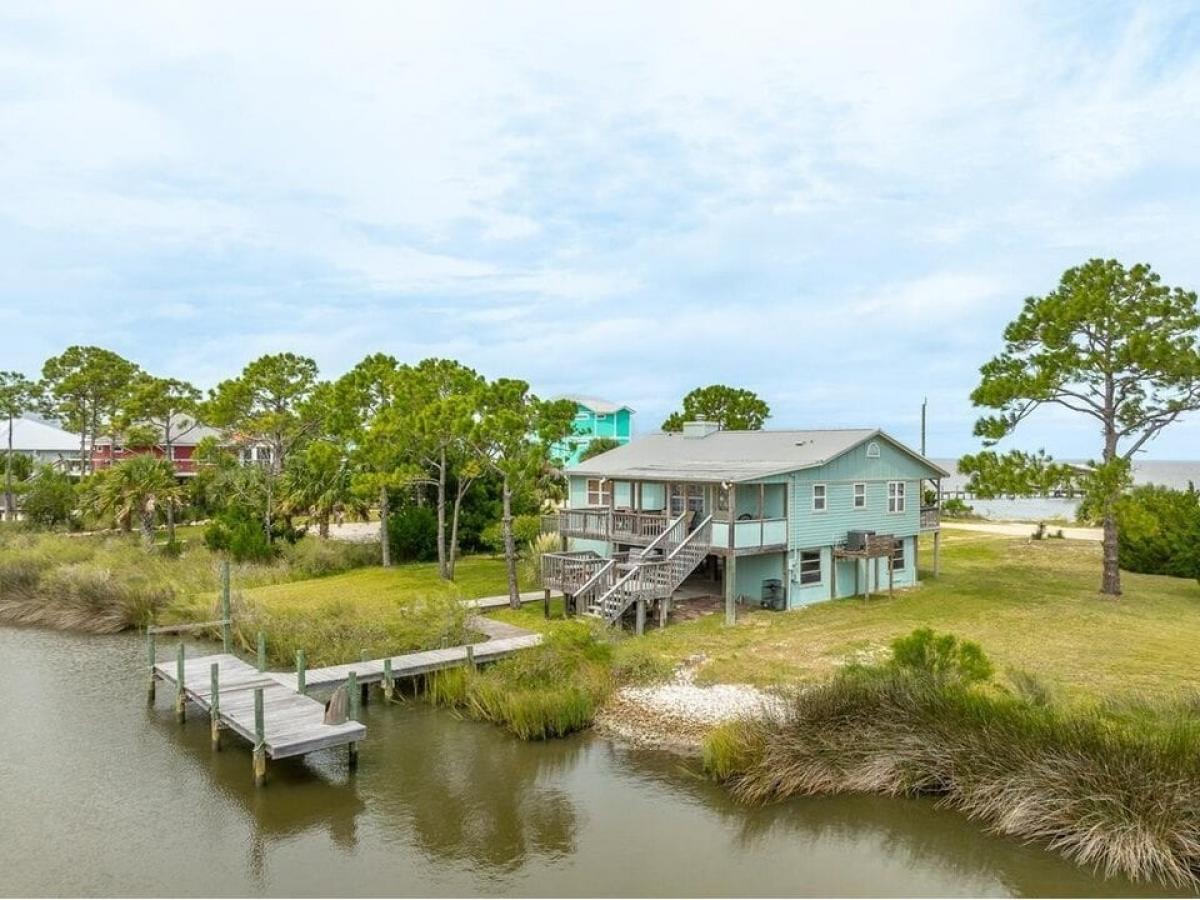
5 417 81 453
552 394 634 415
566 428 949 482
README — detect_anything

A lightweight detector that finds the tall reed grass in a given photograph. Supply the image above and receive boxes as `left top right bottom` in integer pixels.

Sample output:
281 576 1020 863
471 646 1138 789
423 621 614 740
703 666 1200 887
0 530 379 633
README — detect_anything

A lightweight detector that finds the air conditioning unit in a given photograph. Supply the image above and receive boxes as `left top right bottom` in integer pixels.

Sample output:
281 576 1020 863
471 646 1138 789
760 578 784 611
846 529 875 552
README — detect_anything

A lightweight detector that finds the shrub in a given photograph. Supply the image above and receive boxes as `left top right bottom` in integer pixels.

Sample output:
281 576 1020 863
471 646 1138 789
941 497 976 518
423 622 614 739
889 627 993 684
204 513 276 563
388 505 438 562
480 514 544 555
1112 484 1200 581
519 531 561 590
21 467 77 529
279 537 379 578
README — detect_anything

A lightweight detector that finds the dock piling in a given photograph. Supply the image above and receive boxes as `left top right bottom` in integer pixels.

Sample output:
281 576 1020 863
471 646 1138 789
220 560 232 653
296 649 306 694
360 651 369 705
256 631 266 673
253 687 266 786
382 658 394 702
466 644 476 672
146 629 156 706
347 671 359 771
174 641 186 722
210 662 221 751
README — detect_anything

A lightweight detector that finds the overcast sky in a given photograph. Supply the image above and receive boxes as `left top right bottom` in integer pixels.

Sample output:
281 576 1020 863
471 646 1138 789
3 2 1199 458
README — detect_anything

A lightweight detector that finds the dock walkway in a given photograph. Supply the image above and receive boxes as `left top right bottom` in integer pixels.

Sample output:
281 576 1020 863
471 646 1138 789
151 618 541 770
153 653 366 759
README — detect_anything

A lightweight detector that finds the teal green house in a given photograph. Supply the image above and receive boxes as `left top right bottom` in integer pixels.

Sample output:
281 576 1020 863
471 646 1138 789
549 395 634 465
541 421 948 629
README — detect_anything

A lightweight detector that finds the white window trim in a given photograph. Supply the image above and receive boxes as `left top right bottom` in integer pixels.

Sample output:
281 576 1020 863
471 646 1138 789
852 482 866 510
587 478 611 507
797 549 823 586
812 483 827 513
892 537 906 570
888 480 906 514
866 441 881 458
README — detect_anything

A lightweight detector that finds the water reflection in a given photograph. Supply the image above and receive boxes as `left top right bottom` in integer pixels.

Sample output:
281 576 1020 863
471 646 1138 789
367 704 583 872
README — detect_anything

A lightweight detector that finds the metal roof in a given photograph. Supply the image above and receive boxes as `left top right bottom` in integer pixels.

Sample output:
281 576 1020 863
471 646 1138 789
5 417 82 452
552 394 634 415
566 428 950 482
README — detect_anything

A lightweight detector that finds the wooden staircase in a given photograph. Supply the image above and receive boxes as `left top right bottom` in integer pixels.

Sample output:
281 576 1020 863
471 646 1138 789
578 513 714 626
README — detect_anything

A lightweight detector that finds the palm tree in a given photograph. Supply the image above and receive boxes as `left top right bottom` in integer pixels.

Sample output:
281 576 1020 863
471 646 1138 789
279 441 358 538
86 455 184 547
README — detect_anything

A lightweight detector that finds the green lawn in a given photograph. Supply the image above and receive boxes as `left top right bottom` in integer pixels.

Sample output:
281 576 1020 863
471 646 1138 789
173 555 528 667
488 531 1200 703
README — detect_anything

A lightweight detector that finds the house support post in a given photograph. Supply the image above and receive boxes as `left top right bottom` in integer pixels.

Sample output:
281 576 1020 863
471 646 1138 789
830 551 837 600
933 530 941 577
725 485 737 626
635 597 646 635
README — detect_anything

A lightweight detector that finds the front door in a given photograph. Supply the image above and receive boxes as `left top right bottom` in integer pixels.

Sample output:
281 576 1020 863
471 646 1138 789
669 483 706 517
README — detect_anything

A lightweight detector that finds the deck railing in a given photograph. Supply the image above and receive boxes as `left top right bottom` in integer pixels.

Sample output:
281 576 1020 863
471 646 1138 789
540 551 609 593
612 510 671 542
557 507 612 540
920 505 940 530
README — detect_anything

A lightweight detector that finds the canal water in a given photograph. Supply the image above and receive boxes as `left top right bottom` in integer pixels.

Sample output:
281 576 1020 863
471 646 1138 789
0 627 1182 898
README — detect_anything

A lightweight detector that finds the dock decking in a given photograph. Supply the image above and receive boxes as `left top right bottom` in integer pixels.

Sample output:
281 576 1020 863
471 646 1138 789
150 624 542 775
153 653 366 759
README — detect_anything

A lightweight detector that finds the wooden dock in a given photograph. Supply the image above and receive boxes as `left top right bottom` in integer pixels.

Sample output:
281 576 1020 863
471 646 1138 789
149 620 542 783
153 653 366 759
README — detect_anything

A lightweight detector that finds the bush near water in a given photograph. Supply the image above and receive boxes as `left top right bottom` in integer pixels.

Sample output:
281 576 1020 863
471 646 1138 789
703 628 1200 888
423 622 613 740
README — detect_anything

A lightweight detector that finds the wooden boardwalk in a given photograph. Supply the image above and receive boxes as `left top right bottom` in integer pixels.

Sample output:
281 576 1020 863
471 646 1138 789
265 633 542 691
153 653 365 759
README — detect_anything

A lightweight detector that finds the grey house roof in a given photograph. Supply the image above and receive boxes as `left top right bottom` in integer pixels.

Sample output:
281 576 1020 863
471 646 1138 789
5 417 82 453
552 394 634 415
566 428 950 483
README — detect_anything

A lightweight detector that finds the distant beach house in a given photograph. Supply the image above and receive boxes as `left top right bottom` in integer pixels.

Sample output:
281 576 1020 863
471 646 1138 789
5 416 84 473
92 417 221 477
549 395 634 465
541 422 948 630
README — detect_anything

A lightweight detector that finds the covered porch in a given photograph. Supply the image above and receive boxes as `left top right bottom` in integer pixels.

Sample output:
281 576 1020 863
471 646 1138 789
558 477 788 554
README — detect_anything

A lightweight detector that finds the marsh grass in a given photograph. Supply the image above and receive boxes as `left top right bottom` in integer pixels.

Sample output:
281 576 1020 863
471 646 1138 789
423 622 614 739
0 530 380 634
705 668 1200 887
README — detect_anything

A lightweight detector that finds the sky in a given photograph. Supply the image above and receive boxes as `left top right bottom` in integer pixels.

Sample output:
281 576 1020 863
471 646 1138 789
3 1 1200 459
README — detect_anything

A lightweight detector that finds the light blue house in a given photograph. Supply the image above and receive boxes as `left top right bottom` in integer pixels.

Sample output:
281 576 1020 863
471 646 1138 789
549 395 634 466
541 421 947 630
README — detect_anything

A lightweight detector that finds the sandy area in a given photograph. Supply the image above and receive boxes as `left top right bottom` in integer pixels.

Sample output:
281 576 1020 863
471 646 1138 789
596 657 785 754
943 521 1101 541
324 521 383 542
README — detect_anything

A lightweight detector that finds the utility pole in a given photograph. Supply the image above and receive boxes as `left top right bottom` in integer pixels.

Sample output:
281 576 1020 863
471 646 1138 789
920 397 927 457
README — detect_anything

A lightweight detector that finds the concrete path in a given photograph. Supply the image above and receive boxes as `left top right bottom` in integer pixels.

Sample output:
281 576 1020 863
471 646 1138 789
943 521 1101 541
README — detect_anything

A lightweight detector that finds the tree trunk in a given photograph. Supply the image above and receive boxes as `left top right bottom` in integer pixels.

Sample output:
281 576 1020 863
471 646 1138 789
1101 513 1121 596
379 484 391 567
502 477 520 609
164 431 176 544
1100 418 1122 597
4 413 13 522
436 449 448 578
140 510 155 548
448 481 469 581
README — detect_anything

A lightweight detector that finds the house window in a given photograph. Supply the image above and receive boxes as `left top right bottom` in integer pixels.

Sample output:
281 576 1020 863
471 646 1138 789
852 482 866 509
812 483 827 512
670 483 704 516
587 478 611 507
892 538 906 570
798 550 822 585
866 441 881 458
888 481 906 513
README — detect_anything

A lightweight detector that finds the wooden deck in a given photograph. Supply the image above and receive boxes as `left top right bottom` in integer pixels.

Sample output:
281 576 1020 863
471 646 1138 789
152 626 542 762
153 653 366 760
